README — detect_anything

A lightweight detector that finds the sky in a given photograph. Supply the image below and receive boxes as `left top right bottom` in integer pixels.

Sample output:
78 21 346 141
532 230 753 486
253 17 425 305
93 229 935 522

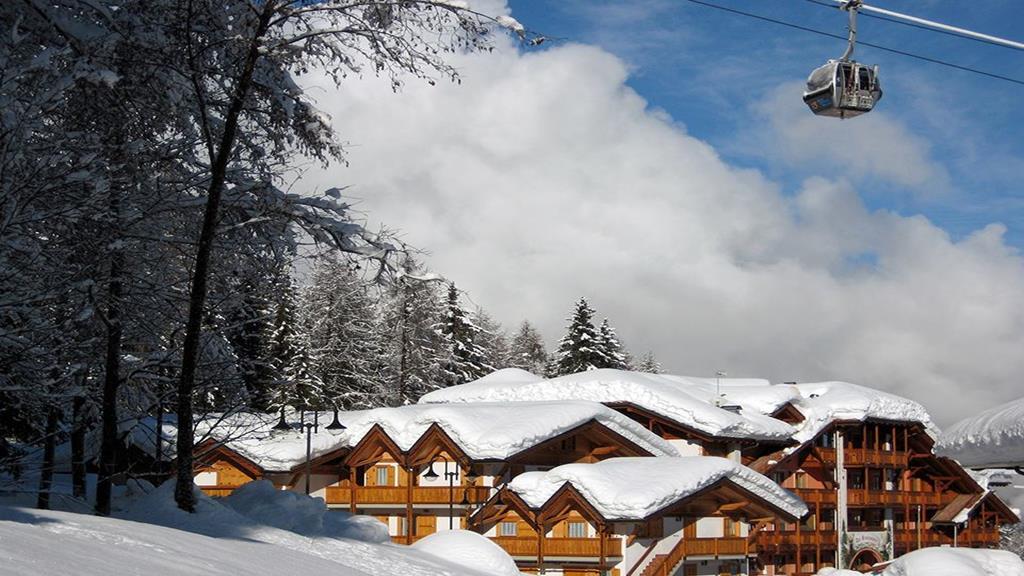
303 0 1024 426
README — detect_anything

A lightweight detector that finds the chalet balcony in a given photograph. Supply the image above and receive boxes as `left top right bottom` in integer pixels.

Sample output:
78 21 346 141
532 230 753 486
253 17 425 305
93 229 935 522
490 536 622 559
794 488 838 504
324 485 492 506
846 490 946 507
814 447 907 467
756 530 837 549
678 537 751 557
199 486 239 498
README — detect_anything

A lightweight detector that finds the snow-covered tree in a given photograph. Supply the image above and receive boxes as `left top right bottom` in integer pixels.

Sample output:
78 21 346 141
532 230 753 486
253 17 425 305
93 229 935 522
595 318 629 370
638 351 663 374
266 275 321 410
378 256 446 405
474 308 510 370
551 298 605 376
1003 523 1024 560
439 283 492 387
508 321 549 376
302 259 386 409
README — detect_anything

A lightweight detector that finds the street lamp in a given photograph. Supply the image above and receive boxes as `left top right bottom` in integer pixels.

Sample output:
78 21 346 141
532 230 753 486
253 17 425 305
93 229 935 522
304 422 315 495
424 458 463 530
325 408 347 431
272 408 291 431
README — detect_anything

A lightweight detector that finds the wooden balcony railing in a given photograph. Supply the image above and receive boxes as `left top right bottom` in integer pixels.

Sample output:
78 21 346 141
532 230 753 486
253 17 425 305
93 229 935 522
198 485 239 498
846 490 946 507
756 530 835 548
324 485 492 506
639 538 751 576
490 537 621 558
814 448 908 466
794 488 837 504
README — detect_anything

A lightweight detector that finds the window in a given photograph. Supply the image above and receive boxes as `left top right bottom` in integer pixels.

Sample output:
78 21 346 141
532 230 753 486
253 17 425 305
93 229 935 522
376 466 389 486
499 521 518 537
396 516 407 536
567 522 587 538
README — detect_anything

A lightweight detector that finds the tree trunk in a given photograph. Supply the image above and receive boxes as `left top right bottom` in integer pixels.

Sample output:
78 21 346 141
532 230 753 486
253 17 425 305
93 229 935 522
175 7 273 513
71 395 87 499
36 407 59 510
96 230 124 516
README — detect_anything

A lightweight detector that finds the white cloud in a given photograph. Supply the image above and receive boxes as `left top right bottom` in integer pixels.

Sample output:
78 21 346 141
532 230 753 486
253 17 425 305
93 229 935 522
300 34 1024 426
739 82 951 193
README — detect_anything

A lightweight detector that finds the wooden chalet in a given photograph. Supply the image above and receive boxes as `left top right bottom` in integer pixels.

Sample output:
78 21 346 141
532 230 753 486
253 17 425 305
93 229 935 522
469 457 807 576
748 415 1019 575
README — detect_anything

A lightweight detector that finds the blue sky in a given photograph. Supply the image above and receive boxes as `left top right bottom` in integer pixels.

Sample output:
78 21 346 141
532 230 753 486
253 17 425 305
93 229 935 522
508 0 1024 247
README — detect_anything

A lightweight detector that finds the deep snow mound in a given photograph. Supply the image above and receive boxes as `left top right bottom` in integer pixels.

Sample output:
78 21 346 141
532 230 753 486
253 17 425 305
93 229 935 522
413 530 523 576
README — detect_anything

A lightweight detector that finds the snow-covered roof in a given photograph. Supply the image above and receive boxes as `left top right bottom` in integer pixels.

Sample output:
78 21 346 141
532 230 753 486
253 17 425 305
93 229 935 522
936 396 1024 469
506 456 808 521
421 369 796 442
106 400 678 472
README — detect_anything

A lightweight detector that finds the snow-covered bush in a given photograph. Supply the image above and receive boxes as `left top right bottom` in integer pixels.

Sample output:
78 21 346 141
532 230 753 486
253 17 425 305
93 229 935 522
413 530 523 576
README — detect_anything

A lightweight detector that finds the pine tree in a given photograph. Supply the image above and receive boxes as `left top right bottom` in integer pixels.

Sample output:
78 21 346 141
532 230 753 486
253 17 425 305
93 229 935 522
552 298 605 376
267 275 321 410
638 351 663 374
595 318 629 370
301 259 386 409
508 321 549 375
474 308 510 370
439 283 492 387
378 256 446 405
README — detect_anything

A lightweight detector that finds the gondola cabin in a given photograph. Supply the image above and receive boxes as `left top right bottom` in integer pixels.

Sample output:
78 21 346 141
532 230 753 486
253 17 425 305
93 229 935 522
803 59 882 119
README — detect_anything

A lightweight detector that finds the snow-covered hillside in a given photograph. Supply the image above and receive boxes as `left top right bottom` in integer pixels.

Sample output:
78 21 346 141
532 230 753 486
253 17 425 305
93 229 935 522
0 481 520 576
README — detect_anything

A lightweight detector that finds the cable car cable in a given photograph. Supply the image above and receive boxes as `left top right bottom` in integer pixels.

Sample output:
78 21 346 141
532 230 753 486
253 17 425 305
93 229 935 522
681 0 1024 86
802 0 1024 52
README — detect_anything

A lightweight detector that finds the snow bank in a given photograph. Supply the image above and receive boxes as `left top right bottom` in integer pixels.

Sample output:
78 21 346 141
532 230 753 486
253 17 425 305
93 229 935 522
879 547 1024 576
413 530 523 576
507 456 807 520
814 569 862 576
422 369 795 441
223 480 389 542
937 395 1024 468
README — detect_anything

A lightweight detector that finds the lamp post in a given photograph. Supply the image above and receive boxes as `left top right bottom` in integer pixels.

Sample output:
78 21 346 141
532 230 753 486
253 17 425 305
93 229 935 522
304 422 314 495
424 458 477 530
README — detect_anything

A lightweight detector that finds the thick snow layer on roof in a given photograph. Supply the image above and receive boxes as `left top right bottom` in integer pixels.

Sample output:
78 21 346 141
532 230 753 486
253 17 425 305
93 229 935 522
785 381 935 445
422 369 795 441
413 530 523 576
329 400 679 461
106 400 678 471
878 547 1024 576
506 456 807 521
936 396 1024 468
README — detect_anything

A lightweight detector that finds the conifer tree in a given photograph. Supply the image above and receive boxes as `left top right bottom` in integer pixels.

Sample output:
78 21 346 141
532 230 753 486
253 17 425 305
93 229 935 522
267 276 321 410
378 256 446 405
595 318 629 370
439 283 492 387
301 259 386 409
638 351 663 374
508 321 549 376
552 298 605 376
474 308 510 370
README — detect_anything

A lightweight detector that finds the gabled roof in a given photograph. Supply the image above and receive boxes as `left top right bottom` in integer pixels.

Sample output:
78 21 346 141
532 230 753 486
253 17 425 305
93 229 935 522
504 456 808 523
421 369 796 442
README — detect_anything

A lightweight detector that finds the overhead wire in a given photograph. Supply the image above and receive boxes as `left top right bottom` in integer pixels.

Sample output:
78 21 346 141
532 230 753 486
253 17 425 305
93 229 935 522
803 0 1024 52
681 0 1024 86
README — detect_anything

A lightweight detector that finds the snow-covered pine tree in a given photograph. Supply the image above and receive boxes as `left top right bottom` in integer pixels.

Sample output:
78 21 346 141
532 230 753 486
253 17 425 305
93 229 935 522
266 274 322 410
301 259 386 409
474 308 510 371
508 321 549 376
552 298 605 376
439 283 493 387
595 318 629 370
378 256 446 405
638 351 663 374
1003 523 1024 560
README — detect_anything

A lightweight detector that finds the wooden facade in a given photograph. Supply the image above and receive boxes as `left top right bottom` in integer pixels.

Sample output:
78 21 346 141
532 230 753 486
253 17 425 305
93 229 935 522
748 419 1018 575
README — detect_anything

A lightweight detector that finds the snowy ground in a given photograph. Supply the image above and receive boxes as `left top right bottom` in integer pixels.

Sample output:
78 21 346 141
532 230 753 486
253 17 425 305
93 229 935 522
815 548 1024 576
0 480 522 576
